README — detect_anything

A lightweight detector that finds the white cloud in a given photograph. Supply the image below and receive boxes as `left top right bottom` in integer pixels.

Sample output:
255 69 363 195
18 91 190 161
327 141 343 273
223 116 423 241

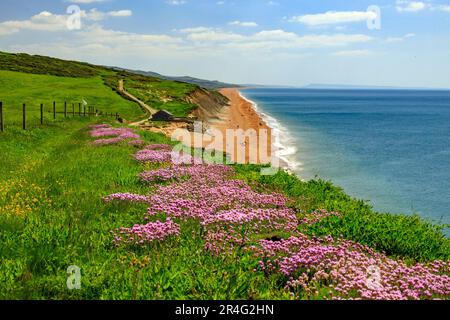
0 11 375 81
332 49 372 57
290 11 377 26
108 10 133 17
77 25 182 47
0 9 133 36
183 28 372 50
86 9 132 21
435 5 450 12
1 12 372 52
228 21 258 27
65 0 107 3
396 1 428 12
166 0 186 5
187 30 246 42
0 11 67 35
179 27 214 34
386 33 415 43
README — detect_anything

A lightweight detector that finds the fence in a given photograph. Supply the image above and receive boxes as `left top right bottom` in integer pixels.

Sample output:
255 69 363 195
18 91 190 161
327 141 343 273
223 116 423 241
0 101 121 132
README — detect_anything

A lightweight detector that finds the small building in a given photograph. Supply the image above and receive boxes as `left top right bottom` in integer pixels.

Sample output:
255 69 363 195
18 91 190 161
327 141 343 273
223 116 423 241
151 109 174 121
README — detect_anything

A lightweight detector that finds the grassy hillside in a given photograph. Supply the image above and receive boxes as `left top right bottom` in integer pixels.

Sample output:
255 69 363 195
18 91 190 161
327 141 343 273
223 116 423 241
0 51 215 118
104 72 199 117
0 51 101 78
0 70 144 128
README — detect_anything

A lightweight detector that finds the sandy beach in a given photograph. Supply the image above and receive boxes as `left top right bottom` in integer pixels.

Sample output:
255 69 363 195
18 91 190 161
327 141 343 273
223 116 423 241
207 88 273 164
142 88 273 165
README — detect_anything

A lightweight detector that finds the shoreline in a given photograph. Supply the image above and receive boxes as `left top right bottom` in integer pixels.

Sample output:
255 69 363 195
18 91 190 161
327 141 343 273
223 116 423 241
213 88 299 171
142 87 298 169
211 88 272 165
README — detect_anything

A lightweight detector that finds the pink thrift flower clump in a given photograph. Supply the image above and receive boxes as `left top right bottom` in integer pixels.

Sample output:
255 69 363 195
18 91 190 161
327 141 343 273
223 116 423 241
112 218 180 245
146 178 287 221
89 124 142 146
134 149 172 163
203 208 298 255
128 139 145 146
252 235 450 300
135 144 203 165
102 143 450 300
140 152 292 252
103 193 149 203
145 144 174 151
110 144 293 252
139 164 232 183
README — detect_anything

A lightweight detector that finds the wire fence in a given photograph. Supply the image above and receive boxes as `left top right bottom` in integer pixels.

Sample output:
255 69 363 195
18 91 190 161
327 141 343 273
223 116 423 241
0 101 121 132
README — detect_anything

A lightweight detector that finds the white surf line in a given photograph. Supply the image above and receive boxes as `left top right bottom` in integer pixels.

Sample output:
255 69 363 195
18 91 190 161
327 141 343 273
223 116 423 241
238 90 303 176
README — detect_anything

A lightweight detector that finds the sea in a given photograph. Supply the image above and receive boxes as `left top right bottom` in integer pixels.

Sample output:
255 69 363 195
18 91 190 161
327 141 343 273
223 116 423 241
241 88 450 228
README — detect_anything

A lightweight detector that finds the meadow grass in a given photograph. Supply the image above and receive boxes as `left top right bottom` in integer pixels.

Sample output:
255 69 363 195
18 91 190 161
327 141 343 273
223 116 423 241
0 51 101 78
0 121 290 299
0 70 145 129
0 51 200 121
104 72 198 117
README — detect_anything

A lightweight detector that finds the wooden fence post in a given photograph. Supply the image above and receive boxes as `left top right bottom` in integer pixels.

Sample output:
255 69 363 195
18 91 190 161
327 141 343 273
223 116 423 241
40 103 43 125
23 103 26 130
0 102 3 132
64 102 67 118
53 101 56 120
83 106 86 117
78 103 81 116
72 103 75 117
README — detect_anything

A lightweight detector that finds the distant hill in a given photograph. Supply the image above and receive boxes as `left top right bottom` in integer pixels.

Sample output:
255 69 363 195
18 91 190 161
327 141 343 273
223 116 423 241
111 67 240 90
0 51 103 78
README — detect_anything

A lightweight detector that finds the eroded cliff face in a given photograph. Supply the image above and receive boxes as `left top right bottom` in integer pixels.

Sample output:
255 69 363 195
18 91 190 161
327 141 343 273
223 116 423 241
184 87 229 121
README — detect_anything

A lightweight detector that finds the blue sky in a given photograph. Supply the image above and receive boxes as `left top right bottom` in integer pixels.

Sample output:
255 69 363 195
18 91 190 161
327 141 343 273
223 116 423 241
0 0 449 87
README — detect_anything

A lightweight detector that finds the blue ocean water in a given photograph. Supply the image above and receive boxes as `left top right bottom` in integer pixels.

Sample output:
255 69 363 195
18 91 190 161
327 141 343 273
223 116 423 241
241 88 450 226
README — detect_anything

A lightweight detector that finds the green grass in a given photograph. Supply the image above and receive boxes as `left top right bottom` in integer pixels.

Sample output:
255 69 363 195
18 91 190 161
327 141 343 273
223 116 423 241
0 122 290 299
0 50 206 120
0 51 101 78
105 72 198 117
0 70 145 128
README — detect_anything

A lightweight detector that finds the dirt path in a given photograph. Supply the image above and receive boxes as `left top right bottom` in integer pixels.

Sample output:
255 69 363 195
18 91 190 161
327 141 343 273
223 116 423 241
118 79 158 126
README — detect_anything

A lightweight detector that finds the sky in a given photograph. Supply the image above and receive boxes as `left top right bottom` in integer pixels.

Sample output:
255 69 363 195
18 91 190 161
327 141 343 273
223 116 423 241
0 0 449 88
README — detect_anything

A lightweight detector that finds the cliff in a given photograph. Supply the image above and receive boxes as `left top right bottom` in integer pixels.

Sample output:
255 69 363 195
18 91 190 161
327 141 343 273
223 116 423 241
184 87 229 121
